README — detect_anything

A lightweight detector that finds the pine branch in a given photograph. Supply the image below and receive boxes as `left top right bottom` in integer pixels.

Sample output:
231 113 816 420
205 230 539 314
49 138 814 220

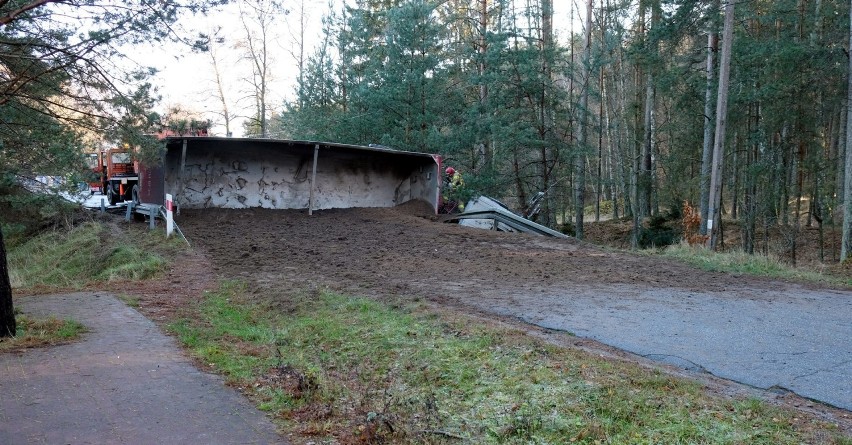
0 0 66 26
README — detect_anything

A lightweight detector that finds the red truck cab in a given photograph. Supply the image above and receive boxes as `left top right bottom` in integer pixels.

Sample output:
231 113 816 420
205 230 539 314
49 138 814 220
102 148 139 205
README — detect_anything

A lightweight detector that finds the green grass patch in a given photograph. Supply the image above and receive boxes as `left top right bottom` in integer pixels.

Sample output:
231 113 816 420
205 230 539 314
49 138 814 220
0 314 86 352
170 282 849 444
8 221 175 290
660 243 852 287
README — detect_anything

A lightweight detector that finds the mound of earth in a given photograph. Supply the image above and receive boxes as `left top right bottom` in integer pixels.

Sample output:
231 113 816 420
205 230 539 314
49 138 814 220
177 205 774 308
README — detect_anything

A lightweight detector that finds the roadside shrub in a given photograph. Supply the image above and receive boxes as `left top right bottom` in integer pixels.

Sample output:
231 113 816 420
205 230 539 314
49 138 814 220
637 204 684 248
559 221 576 236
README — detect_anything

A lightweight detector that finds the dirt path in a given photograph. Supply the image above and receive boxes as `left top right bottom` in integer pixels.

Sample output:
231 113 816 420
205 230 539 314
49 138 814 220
177 206 852 414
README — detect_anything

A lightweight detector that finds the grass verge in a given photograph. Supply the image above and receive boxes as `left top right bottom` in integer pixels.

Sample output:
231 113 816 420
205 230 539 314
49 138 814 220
659 243 852 287
0 314 86 352
170 281 851 444
8 220 179 291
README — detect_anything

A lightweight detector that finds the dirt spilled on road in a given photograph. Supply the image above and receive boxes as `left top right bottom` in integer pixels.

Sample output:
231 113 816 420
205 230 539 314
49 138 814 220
172 203 852 434
178 203 773 311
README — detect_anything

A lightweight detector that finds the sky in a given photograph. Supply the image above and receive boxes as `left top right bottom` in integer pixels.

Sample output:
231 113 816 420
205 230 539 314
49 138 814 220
137 1 575 138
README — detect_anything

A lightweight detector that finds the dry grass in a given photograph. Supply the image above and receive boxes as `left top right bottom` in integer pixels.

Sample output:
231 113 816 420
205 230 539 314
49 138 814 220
0 314 86 353
8 220 178 292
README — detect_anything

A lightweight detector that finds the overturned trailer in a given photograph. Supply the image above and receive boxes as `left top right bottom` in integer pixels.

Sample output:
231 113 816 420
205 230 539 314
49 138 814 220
139 137 442 214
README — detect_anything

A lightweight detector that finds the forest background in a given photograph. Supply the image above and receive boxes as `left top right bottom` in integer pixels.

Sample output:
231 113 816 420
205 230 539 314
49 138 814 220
274 0 852 264
2 0 852 265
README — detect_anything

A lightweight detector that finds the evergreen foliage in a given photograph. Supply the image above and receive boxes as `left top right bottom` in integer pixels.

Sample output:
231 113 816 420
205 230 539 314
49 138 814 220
283 0 850 261
0 0 226 339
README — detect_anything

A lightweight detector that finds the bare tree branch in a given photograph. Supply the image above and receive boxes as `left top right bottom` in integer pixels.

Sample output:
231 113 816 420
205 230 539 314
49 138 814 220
0 0 67 26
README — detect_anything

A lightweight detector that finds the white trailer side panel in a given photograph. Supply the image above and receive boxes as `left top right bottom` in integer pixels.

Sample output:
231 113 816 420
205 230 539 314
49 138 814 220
163 139 439 212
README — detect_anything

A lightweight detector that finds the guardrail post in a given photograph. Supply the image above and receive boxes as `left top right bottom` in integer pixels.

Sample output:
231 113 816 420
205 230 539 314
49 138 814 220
125 202 133 221
149 206 156 230
166 194 174 237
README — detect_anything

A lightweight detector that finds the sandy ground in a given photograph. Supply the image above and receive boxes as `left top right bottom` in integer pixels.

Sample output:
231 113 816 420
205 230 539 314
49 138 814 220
173 203 852 428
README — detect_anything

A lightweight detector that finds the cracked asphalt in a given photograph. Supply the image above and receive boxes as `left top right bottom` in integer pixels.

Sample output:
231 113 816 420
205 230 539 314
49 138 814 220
469 282 852 411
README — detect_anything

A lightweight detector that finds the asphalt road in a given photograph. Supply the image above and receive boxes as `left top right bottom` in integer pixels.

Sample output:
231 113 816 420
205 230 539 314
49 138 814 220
469 282 852 411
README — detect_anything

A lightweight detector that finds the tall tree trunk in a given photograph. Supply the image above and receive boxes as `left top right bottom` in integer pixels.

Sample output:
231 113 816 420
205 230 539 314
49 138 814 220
793 138 805 267
781 125 792 226
540 0 554 226
206 28 233 137
575 0 593 239
285 0 308 110
744 101 760 254
478 0 491 170
614 44 631 221
815 172 825 262
731 132 740 221
641 71 655 218
632 4 646 249
0 228 16 338
602 73 615 219
596 68 605 222
841 0 852 261
838 104 847 212
707 0 736 249
239 0 277 138
512 148 528 216
640 0 659 219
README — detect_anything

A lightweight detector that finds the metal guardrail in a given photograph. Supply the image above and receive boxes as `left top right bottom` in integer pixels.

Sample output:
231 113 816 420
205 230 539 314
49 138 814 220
442 209 569 239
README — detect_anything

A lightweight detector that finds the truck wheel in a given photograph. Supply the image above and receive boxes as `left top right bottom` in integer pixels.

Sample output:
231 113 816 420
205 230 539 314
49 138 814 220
131 185 140 205
107 187 118 206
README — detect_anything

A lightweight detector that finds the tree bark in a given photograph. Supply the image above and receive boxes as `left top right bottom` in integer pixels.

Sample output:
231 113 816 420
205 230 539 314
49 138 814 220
640 0 660 219
707 0 736 249
842 0 852 261
838 104 847 211
0 0 61 26
743 101 760 254
596 67 605 223
575 0 592 239
615 41 632 222
731 132 739 221
0 227 16 338
478 0 491 170
631 4 645 249
641 71 655 218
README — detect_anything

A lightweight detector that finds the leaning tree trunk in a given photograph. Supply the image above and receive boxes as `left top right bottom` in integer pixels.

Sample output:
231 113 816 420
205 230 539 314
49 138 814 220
0 227 16 338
